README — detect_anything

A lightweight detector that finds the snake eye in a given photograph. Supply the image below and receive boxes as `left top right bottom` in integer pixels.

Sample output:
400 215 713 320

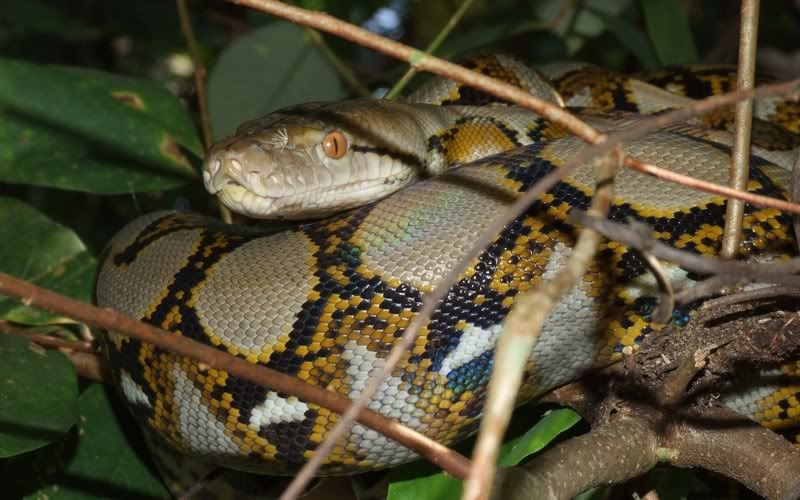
322 130 348 159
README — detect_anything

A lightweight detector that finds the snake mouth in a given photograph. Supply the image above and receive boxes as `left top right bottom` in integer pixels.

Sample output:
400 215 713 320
202 134 420 219
212 170 415 219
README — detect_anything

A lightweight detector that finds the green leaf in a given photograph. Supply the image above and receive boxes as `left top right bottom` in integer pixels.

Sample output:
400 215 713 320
585 6 659 69
208 22 344 140
532 0 634 55
0 57 201 193
497 408 581 466
639 0 699 65
0 198 96 324
439 20 557 59
2 384 169 499
0 333 79 457
387 408 581 500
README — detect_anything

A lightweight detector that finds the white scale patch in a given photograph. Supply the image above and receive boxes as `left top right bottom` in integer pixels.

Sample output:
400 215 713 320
721 368 785 418
439 323 502 376
529 242 604 390
338 340 424 463
755 96 780 120
349 422 417 466
173 365 240 456
120 371 152 408
563 86 593 107
624 263 690 301
249 392 310 428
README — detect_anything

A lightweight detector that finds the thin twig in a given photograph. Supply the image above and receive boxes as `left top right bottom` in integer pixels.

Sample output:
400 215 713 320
721 0 760 257
624 157 800 214
176 468 225 500
673 275 746 304
700 285 800 310
177 0 212 148
643 253 675 324
305 28 370 97
63 351 109 383
463 151 620 500
0 272 471 479
0 321 108 381
0 321 96 352
229 0 605 145
176 0 233 224
230 0 800 214
569 211 800 287
792 146 800 253
384 0 476 100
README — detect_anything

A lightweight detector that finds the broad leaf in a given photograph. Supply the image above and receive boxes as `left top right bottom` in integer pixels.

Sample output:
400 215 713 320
534 0 633 55
639 0 699 65
0 198 96 324
387 408 581 500
2 384 169 499
208 22 344 140
0 333 79 457
0 57 201 193
585 6 659 69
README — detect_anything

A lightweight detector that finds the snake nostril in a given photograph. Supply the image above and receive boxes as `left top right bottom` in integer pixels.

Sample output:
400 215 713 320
207 158 221 176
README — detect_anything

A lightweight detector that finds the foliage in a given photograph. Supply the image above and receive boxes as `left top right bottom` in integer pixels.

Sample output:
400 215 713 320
0 0 797 498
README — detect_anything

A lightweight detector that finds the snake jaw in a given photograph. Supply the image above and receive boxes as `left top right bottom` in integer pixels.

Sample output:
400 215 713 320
202 115 421 219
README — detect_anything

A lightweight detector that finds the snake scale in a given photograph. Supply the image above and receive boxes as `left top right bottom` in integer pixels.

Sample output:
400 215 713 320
95 54 800 480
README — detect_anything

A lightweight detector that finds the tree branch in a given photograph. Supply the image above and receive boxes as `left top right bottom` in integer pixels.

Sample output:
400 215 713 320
464 151 620 500
0 272 471 480
176 0 233 224
491 413 660 500
721 0 760 258
569 210 800 287
0 321 96 353
668 407 800 500
493 298 800 499
384 0 476 100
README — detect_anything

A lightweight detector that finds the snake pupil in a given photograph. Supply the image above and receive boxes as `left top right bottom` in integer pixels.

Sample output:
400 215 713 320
323 130 348 159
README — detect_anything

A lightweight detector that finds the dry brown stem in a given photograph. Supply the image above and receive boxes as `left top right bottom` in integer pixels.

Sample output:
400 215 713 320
494 298 800 499
0 272 471 480
792 147 800 253
176 0 233 224
463 151 620 500
0 321 96 353
721 0 760 258
570 211 800 287
63 350 110 383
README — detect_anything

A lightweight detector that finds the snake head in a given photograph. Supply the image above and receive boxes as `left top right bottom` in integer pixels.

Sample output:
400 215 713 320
202 101 423 220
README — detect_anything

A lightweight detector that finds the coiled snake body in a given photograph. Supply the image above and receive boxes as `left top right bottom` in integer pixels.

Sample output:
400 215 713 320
95 55 800 478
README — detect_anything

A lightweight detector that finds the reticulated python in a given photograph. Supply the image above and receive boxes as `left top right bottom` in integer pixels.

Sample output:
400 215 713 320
95 54 800 480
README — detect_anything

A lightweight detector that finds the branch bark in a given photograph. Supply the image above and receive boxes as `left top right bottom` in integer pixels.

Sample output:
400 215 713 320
721 0 760 258
464 151 620 500
493 297 800 500
569 210 800 286
0 272 471 480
